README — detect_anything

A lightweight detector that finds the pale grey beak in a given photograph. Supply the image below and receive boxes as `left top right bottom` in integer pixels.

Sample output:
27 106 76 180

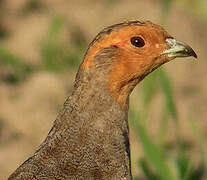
162 38 197 59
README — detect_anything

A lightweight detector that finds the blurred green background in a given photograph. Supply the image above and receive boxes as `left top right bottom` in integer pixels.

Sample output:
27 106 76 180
0 0 206 179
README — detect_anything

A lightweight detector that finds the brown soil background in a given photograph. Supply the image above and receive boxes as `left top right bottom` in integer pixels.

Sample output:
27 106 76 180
0 0 207 179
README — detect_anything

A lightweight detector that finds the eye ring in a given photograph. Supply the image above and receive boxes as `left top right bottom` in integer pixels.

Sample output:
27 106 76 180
130 36 145 48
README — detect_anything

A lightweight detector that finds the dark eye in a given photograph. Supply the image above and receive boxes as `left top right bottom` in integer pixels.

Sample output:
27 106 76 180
130 36 145 48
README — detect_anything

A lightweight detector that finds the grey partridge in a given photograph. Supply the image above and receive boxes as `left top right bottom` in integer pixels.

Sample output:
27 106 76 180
8 20 197 180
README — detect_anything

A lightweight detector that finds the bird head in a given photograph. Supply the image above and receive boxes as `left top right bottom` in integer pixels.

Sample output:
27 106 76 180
78 21 197 109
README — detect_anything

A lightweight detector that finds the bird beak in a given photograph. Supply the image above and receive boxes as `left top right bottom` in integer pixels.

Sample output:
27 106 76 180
162 38 197 59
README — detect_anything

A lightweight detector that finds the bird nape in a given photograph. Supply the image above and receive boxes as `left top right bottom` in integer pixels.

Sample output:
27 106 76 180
8 20 197 180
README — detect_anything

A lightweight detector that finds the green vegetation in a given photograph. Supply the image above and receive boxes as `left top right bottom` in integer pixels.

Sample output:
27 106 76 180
0 16 87 84
0 48 34 83
130 69 206 179
40 17 87 71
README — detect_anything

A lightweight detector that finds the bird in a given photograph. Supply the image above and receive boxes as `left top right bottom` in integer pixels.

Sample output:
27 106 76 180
8 20 197 180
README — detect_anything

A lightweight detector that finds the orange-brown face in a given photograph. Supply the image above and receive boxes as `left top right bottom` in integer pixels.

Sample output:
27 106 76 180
81 21 197 108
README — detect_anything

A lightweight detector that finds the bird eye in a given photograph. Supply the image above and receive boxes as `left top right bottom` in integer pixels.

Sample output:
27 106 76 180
130 36 145 48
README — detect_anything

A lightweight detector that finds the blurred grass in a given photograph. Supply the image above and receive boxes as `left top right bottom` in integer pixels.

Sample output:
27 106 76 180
0 25 9 39
179 0 207 22
131 110 175 180
130 68 205 179
21 0 45 15
0 48 34 83
40 16 87 72
0 16 87 83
